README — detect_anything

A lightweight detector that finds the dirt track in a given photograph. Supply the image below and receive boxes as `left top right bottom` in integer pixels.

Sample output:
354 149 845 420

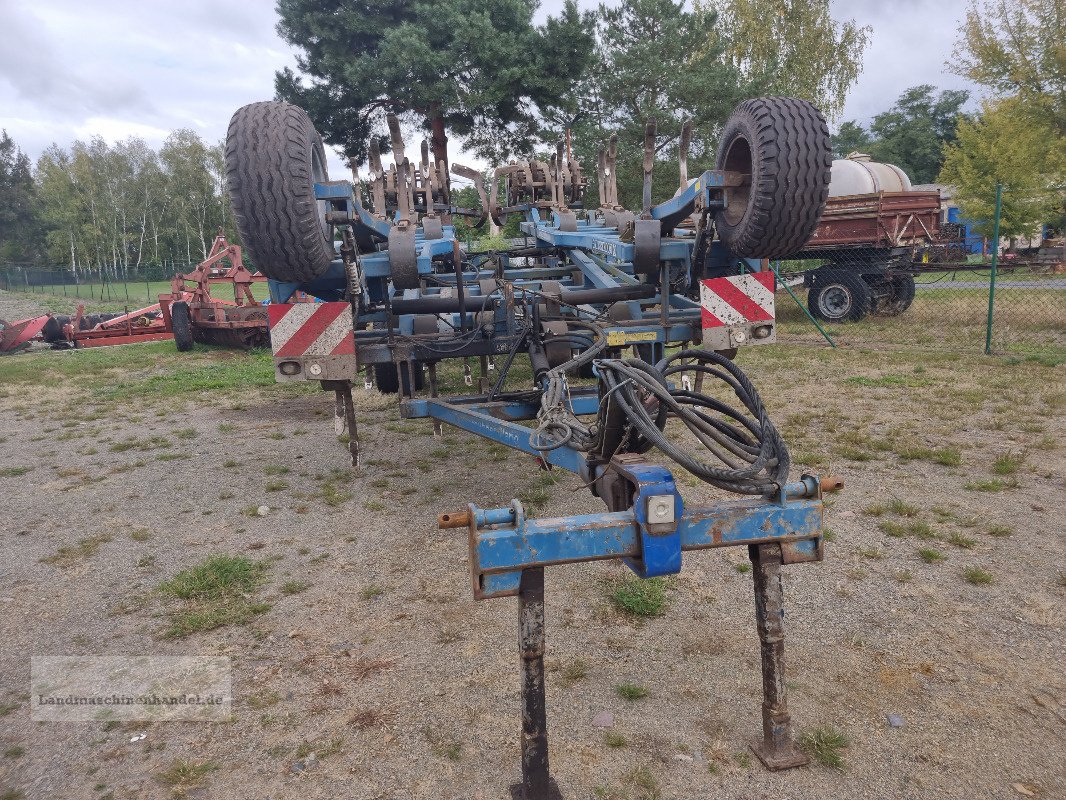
0 291 1063 800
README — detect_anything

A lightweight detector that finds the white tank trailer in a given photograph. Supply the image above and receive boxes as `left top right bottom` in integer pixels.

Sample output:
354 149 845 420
797 153 941 323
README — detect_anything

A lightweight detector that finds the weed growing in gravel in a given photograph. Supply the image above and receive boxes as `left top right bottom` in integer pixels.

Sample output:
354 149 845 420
963 567 993 585
623 765 659 798
264 465 290 475
857 548 883 560
0 466 33 477
735 563 752 573
317 482 352 506
608 576 668 617
604 731 626 748
41 534 112 567
360 584 385 600
175 428 197 439
222 460 240 469
895 570 913 583
947 532 977 549
986 524 1013 537
265 479 289 492
154 760 218 791
559 659 588 688
799 726 848 769
887 498 919 517
364 499 386 511
158 555 270 638
918 547 946 564
424 728 462 761
280 580 310 595
992 452 1024 475
130 528 150 542
3 746 24 759
616 683 648 701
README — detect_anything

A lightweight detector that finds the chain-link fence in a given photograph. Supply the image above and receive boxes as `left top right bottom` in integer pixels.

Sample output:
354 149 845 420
771 184 1066 362
0 262 271 309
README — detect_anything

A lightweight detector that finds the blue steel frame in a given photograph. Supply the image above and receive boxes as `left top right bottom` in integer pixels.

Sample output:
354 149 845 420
267 161 831 793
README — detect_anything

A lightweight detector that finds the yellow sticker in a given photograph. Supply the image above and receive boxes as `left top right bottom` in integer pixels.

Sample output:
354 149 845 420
695 180 700 191
607 330 659 347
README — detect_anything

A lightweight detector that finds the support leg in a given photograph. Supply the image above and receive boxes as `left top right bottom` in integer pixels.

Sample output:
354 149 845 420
748 543 809 770
511 567 561 800
334 383 359 467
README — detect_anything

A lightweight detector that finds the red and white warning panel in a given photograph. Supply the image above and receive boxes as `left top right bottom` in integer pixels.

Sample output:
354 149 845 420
699 272 776 350
268 302 356 382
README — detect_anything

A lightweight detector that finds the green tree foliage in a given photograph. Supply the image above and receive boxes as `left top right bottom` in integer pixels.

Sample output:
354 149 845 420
704 0 871 120
939 97 1065 239
831 85 971 183
941 0 1065 236
830 121 872 159
274 0 595 166
951 0 1065 135
33 132 232 275
565 0 749 209
0 131 40 263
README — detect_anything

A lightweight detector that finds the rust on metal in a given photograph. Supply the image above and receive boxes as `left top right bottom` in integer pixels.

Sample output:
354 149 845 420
438 510 472 529
820 475 844 493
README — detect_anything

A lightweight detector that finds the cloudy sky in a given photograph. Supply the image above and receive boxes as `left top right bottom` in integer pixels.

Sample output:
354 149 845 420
0 0 978 176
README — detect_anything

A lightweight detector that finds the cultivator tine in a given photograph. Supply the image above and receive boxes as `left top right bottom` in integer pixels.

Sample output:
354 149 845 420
451 164 489 228
679 118 692 190
368 138 387 218
555 141 566 209
642 118 656 216
596 147 607 208
334 382 359 466
606 135 619 207
386 114 412 224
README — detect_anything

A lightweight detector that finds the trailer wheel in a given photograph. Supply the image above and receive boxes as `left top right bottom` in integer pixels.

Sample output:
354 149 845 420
715 97 832 259
808 272 871 322
171 301 195 352
225 101 333 283
374 362 425 395
880 274 916 316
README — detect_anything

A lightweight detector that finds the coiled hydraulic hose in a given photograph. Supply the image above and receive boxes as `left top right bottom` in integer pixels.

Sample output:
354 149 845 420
594 349 790 495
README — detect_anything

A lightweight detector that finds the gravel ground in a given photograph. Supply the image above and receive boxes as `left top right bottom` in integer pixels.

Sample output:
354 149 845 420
0 292 1063 800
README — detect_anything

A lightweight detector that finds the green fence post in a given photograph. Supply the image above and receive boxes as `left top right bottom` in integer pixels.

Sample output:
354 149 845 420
984 183 1003 355
769 261 836 348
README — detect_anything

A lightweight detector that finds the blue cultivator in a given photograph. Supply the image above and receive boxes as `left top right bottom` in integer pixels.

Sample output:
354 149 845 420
225 96 840 798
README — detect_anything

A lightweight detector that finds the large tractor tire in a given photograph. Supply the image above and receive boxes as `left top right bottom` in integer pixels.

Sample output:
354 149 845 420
225 101 333 283
171 301 195 351
808 271 871 323
880 274 916 316
715 97 832 259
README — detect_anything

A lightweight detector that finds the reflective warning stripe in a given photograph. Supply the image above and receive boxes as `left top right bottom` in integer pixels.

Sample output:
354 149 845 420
268 303 355 357
700 272 775 328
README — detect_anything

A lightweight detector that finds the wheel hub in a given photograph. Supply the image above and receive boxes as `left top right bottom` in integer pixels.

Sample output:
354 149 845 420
818 285 852 319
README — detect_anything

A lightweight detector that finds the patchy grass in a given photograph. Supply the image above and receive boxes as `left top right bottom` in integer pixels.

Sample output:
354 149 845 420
992 452 1024 475
0 466 33 477
158 555 269 638
918 547 946 564
154 759 218 793
986 524 1013 537
280 580 311 596
947 532 977 549
604 731 627 748
360 584 385 600
616 683 648 701
798 726 849 769
963 566 994 585
558 659 589 688
608 576 668 618
40 534 111 567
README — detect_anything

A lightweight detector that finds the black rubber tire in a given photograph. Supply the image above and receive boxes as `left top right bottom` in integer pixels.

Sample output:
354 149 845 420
171 301 194 352
374 362 425 395
41 316 69 343
715 97 832 259
882 274 916 316
225 101 333 283
808 271 871 322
